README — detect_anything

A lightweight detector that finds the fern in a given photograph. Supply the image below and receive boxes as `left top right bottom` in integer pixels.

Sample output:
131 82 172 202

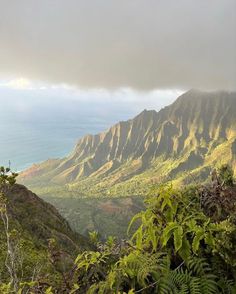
72 180 236 293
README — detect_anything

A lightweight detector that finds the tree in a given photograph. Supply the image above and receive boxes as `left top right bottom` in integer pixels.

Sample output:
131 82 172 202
0 167 20 292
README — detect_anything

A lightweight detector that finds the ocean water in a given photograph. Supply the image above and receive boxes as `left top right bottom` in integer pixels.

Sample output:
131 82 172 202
0 88 176 171
0 92 136 171
0 118 109 171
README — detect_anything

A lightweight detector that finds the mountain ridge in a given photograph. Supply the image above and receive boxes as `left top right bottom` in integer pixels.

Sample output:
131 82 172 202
19 90 236 197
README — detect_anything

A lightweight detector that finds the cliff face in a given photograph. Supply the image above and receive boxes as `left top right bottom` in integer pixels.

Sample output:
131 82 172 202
19 90 236 197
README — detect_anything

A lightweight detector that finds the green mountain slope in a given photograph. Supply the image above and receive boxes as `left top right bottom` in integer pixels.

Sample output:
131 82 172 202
19 90 236 198
0 183 89 282
43 196 144 240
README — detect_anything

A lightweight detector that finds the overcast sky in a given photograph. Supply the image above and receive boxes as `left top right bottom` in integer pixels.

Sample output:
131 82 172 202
0 0 235 91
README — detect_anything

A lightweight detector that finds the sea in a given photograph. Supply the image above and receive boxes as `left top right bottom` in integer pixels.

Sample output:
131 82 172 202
0 116 111 171
0 93 135 171
0 87 176 171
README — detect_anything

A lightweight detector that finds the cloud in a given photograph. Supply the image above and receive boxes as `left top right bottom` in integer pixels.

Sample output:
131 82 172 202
0 78 33 90
0 0 235 90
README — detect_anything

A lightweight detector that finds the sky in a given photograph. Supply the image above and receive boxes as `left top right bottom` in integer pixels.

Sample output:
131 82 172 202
0 0 235 92
0 0 235 169
0 79 182 114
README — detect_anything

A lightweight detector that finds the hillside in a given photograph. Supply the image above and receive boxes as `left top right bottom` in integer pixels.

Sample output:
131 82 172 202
0 182 89 282
19 90 236 197
43 196 144 240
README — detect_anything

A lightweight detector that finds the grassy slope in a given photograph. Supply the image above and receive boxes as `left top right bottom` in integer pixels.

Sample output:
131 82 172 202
30 138 235 199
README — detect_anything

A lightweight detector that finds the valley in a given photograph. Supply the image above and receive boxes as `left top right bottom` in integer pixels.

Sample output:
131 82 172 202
18 90 236 239
43 196 144 240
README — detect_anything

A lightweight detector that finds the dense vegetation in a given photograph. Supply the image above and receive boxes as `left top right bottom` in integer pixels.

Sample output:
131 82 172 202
43 196 144 240
0 165 236 293
0 167 89 293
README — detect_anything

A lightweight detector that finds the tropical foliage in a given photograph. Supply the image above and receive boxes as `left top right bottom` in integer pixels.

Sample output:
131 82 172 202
72 173 236 293
0 165 236 293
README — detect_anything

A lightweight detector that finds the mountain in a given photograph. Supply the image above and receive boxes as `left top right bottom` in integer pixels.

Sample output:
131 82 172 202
0 183 89 280
19 90 236 198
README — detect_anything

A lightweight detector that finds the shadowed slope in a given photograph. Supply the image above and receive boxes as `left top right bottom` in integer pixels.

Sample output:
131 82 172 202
0 183 90 281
